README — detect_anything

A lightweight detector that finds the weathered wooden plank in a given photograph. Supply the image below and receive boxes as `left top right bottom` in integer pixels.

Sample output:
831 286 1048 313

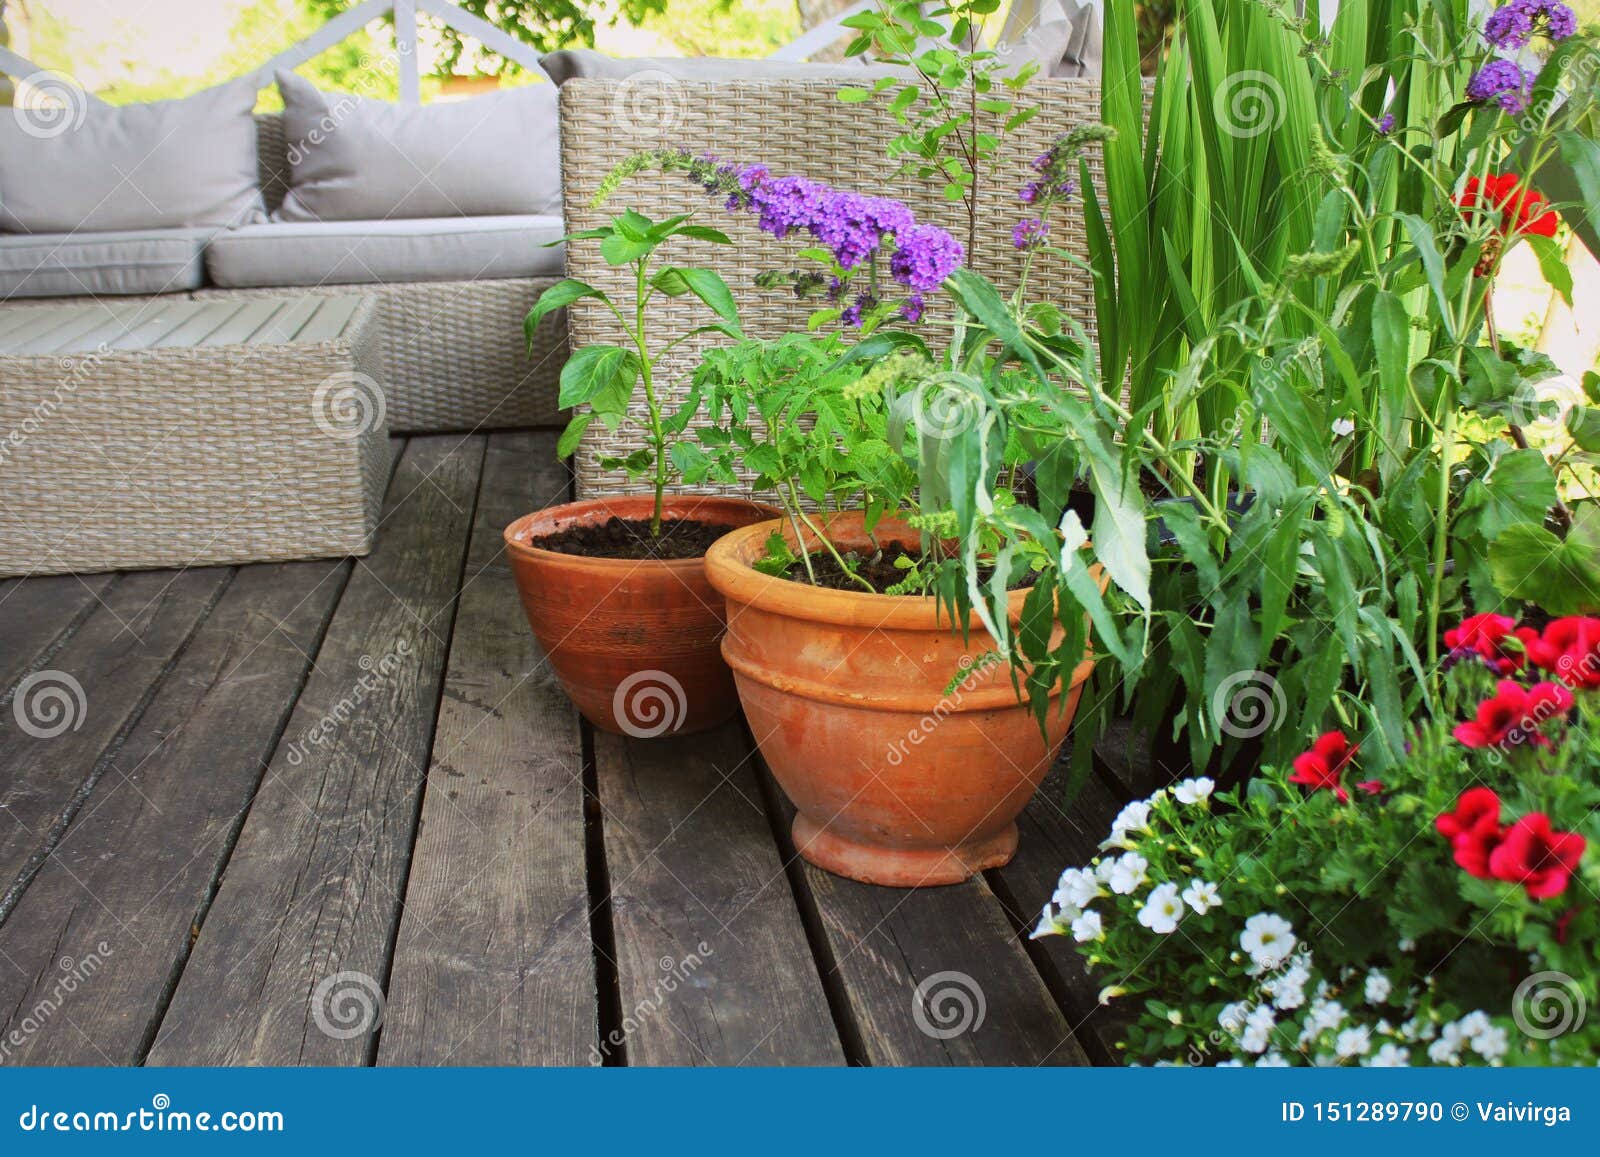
596 724 843 1066
146 436 481 1066
991 758 1128 1064
0 567 232 907
378 432 597 1066
0 573 115 697
0 559 350 1065
759 756 1088 1067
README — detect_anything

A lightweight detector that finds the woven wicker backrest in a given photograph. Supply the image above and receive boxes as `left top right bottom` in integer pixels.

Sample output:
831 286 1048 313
254 113 291 216
558 77 1107 498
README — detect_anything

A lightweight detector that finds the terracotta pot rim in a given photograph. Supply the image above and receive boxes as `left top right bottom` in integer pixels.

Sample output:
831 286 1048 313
706 514 1040 631
503 494 781 572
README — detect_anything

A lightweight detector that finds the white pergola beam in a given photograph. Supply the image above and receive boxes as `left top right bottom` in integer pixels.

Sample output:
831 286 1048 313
395 0 420 101
243 0 394 91
0 44 107 104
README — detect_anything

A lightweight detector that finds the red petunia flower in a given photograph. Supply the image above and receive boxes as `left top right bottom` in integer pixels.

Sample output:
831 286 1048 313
1444 613 1538 675
1452 680 1574 749
1289 731 1360 801
1525 617 1600 689
1437 787 1504 878
1457 173 1561 238
1488 813 1587 899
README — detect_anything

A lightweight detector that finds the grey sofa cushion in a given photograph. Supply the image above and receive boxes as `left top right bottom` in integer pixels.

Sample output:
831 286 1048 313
205 216 566 288
274 72 562 222
997 0 1103 78
538 48 909 85
0 228 212 299
0 79 266 234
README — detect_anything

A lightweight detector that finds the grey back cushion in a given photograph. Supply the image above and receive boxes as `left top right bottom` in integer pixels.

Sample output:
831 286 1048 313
0 77 266 234
274 71 562 222
538 49 910 85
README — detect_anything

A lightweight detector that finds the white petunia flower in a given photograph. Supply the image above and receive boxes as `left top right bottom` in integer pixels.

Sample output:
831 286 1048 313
1335 1026 1372 1058
1240 1006 1276 1054
1265 962 1309 1012
1054 867 1102 909
1240 913 1297 968
1108 800 1152 844
1427 1022 1465 1065
1107 853 1150 895
1364 970 1392 1005
1332 417 1356 437
1138 882 1184 934
1256 1052 1291 1068
1173 777 1215 805
1472 1025 1510 1062
1216 1059 1245 1067
1397 938 1416 953
1181 879 1222 915
1219 1002 1250 1035
1367 1043 1410 1067
1071 909 1104 944
1030 904 1065 940
1300 997 1347 1043
1457 1011 1491 1039
1094 858 1117 883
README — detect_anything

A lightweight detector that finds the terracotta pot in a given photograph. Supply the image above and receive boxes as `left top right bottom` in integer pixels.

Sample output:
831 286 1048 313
705 512 1098 887
504 494 777 737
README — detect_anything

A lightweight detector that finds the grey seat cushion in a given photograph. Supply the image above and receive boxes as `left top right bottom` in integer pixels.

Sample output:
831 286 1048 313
205 216 566 288
0 78 266 234
538 48 910 84
274 71 562 222
0 228 212 299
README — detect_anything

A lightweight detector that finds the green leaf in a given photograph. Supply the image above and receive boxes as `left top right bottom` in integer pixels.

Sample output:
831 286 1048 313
527 279 605 334
1527 235 1574 306
651 268 690 297
555 412 593 459
675 225 734 245
837 87 872 103
558 344 637 410
599 231 655 265
678 268 741 326
1488 523 1600 615
1554 131 1600 262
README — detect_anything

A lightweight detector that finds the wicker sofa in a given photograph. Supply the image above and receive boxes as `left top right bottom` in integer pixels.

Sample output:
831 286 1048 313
0 112 567 433
557 77 1107 498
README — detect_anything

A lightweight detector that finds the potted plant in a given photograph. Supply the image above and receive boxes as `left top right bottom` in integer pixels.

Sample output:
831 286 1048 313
503 211 775 737
561 142 1099 885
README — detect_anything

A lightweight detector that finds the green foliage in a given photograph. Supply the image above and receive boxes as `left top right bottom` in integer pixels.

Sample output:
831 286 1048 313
532 211 740 535
839 0 1040 251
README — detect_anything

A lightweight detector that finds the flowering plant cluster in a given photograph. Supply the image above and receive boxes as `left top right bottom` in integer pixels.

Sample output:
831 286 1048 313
1034 619 1600 1066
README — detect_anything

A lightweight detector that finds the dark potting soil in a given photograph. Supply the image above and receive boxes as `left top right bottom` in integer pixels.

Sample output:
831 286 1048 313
530 517 737 560
783 547 1038 595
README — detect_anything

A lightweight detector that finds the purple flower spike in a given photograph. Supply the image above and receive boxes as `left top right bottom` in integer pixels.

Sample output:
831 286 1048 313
889 224 965 293
1377 113 1396 135
841 293 877 328
900 294 925 323
1012 218 1049 251
1467 59 1535 113
1484 0 1577 48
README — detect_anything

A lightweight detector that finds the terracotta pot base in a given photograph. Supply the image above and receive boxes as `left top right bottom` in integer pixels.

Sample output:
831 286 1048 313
792 813 1018 888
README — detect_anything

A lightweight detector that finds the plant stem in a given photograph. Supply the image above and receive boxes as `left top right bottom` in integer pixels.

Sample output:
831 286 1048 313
634 260 666 536
1428 402 1455 671
788 481 875 593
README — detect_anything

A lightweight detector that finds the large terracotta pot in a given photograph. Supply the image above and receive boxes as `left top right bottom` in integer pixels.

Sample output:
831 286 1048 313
505 494 776 737
705 512 1097 887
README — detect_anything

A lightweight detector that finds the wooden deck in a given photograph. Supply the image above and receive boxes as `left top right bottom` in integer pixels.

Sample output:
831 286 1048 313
0 432 1129 1067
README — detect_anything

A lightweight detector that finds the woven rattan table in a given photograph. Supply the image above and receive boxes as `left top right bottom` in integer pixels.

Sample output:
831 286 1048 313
0 295 392 576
